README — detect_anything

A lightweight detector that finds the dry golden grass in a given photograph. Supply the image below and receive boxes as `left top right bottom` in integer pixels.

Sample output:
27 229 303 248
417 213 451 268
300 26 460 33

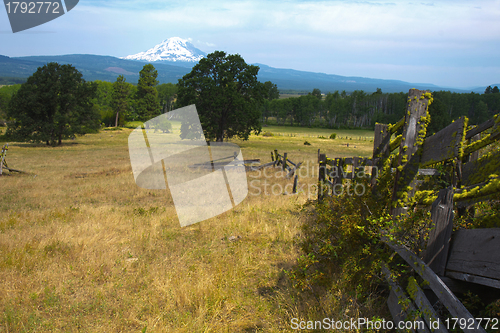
0 126 375 332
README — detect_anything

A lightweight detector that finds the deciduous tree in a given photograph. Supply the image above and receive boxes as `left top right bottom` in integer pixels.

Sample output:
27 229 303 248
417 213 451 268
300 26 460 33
177 51 263 142
157 83 178 113
92 80 113 126
311 88 322 100
0 84 21 125
263 81 279 100
6 62 98 146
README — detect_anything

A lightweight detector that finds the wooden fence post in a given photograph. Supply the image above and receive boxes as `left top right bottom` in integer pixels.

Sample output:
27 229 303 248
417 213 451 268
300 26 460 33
458 133 480 217
423 186 454 276
332 158 344 195
351 157 359 180
292 175 298 194
271 151 274 162
318 154 327 202
283 152 288 171
391 89 432 217
371 123 390 190
0 143 8 176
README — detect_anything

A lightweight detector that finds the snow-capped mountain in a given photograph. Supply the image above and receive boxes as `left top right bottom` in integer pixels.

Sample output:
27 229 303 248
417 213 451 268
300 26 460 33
122 37 206 63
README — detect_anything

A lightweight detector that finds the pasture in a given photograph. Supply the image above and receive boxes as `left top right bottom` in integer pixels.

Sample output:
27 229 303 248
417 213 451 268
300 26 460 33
0 125 377 332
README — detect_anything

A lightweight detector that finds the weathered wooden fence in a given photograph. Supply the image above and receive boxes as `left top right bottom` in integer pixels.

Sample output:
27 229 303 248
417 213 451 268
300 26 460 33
317 154 374 200
0 143 25 175
0 143 7 176
252 150 302 194
188 151 260 170
317 88 500 332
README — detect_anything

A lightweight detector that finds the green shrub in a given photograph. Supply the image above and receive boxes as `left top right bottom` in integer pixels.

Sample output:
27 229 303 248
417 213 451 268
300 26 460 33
329 133 337 139
455 192 500 229
99 106 115 127
150 116 172 133
303 141 311 145
288 175 432 300
124 121 144 129
262 131 274 137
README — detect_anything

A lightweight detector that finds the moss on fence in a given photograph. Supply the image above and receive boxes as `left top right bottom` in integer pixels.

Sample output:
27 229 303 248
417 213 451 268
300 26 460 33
288 176 432 302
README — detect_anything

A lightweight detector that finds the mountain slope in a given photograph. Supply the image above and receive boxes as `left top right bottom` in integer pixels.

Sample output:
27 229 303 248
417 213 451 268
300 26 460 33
122 37 206 63
255 64 467 93
0 55 47 77
7 54 191 84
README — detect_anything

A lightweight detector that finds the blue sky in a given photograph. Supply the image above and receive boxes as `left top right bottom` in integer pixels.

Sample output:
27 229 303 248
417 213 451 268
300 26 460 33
1 0 499 89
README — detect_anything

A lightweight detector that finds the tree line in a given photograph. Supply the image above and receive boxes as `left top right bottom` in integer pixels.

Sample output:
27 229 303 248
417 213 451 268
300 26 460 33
262 86 500 135
0 51 499 145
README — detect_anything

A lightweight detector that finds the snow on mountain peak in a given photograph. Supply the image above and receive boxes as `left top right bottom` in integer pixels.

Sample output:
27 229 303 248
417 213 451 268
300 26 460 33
122 37 206 63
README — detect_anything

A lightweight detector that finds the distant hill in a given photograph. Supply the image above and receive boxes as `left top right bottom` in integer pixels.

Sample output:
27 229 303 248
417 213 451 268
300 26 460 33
254 64 467 94
467 84 500 94
0 76 26 85
0 54 475 93
0 55 44 78
5 54 190 84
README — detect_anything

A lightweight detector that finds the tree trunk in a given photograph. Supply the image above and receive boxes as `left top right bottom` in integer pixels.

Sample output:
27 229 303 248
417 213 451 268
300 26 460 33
217 130 224 142
57 124 63 146
115 111 119 127
217 126 224 142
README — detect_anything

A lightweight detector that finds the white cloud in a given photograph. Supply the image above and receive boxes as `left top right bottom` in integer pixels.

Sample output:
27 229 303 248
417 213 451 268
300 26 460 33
70 0 500 45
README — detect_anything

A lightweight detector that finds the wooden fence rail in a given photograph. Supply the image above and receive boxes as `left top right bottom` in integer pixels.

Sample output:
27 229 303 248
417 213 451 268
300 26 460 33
273 150 301 194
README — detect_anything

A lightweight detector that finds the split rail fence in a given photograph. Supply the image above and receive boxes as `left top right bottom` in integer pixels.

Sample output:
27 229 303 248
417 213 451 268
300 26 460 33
0 143 25 175
317 89 500 332
251 150 302 194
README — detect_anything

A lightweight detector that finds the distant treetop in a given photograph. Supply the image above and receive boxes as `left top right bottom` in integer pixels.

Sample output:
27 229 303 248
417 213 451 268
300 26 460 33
485 85 499 94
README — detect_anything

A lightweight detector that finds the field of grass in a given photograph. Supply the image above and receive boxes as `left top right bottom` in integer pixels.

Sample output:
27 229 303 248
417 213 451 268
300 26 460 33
242 125 374 163
0 125 378 332
277 94 303 99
